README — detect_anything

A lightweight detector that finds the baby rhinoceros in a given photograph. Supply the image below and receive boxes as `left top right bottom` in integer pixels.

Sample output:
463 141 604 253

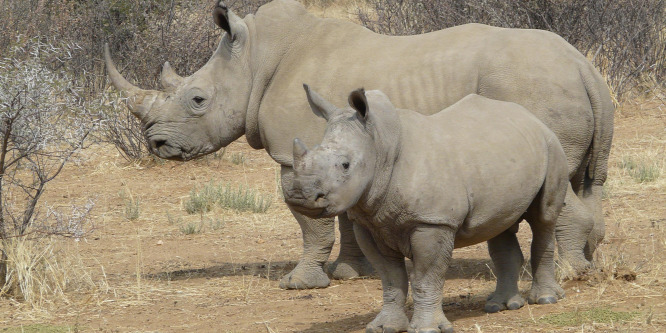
285 85 568 333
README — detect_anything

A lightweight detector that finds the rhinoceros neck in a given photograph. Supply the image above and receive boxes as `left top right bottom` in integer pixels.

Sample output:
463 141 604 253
243 1 321 150
355 108 403 217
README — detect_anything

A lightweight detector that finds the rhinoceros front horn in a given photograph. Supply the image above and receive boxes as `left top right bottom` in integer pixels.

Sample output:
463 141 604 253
104 43 158 119
160 61 184 92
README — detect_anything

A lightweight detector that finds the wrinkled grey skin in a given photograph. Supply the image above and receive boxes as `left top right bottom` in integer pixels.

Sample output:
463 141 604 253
286 87 568 333
104 0 613 289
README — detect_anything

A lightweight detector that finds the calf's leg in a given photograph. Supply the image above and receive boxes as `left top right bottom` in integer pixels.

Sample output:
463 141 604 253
354 224 409 333
485 223 526 313
525 159 566 304
409 225 455 333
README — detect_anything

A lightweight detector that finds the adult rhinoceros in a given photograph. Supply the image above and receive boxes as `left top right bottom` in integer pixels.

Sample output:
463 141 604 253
104 0 613 289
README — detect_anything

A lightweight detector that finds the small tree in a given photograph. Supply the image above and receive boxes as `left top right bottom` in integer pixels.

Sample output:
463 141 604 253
0 37 97 292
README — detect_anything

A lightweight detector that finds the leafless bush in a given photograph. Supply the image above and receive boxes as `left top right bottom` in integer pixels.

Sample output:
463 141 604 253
0 0 273 161
38 199 96 240
358 0 665 101
97 91 151 163
0 38 98 293
0 0 272 96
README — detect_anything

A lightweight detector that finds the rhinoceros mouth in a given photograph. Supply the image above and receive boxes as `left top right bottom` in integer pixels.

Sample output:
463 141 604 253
150 143 183 160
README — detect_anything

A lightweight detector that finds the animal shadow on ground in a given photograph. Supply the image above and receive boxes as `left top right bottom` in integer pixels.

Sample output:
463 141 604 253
144 258 495 282
144 260 299 281
299 292 490 332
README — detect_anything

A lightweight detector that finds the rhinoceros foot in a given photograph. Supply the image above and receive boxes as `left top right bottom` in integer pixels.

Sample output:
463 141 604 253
366 308 409 333
279 262 330 289
408 311 454 333
484 292 525 313
527 282 565 305
328 255 375 280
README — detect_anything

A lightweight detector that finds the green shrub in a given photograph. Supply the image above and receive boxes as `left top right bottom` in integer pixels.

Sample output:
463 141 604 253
620 156 661 183
184 181 221 214
184 181 272 214
218 184 272 213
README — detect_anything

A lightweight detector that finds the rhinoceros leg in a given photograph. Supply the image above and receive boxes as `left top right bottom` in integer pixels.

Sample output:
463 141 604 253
409 225 455 333
279 205 333 289
485 225 526 313
353 223 409 333
556 184 594 273
327 213 375 280
579 183 605 262
279 166 332 289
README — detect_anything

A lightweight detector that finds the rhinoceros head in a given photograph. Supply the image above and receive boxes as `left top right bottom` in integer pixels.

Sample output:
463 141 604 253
284 85 379 218
104 2 252 160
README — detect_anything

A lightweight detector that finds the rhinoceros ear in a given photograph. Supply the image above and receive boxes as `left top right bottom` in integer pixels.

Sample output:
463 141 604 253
348 88 368 119
303 84 338 121
213 1 242 41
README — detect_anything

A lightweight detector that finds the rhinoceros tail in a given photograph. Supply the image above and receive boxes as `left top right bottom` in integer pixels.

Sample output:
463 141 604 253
580 62 614 185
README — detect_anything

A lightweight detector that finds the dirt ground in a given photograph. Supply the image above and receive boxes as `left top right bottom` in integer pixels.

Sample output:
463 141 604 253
0 96 664 332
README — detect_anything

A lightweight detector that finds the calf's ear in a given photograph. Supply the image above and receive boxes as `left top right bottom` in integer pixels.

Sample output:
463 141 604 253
213 1 242 41
348 88 368 120
303 84 338 121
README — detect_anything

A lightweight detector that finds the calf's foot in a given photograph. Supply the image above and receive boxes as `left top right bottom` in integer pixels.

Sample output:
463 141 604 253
279 262 330 289
485 291 525 313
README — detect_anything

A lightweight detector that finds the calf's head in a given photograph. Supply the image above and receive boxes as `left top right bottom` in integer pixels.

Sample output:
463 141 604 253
104 2 252 160
284 85 381 218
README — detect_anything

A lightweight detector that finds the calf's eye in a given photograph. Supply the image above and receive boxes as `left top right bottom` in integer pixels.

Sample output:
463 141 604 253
193 96 205 104
342 162 350 170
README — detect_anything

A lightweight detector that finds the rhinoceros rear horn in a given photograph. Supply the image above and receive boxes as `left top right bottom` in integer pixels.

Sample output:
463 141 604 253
293 138 308 168
160 61 184 92
303 84 338 121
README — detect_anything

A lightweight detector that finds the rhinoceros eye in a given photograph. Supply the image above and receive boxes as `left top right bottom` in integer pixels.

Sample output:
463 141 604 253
342 162 350 170
192 96 206 104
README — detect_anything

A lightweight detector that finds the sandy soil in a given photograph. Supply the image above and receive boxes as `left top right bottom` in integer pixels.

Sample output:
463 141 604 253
0 98 664 332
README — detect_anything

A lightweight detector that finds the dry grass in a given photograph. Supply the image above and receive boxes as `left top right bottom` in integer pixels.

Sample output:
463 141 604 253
0 237 106 312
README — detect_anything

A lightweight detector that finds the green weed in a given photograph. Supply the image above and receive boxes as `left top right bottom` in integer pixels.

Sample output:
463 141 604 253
218 183 272 213
119 189 140 220
184 181 273 214
183 181 220 214
620 155 661 183
179 222 202 235
230 152 245 165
